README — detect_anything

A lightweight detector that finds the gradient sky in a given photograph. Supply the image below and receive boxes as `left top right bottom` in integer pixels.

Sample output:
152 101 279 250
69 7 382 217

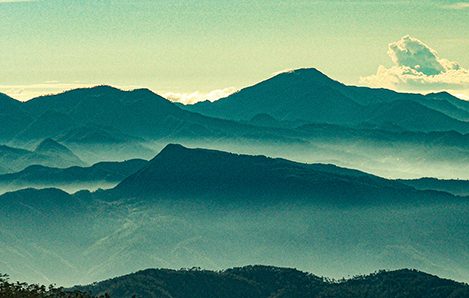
1 0 469 102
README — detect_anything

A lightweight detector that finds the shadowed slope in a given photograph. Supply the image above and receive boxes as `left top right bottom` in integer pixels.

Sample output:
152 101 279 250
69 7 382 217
72 266 469 298
113 144 459 206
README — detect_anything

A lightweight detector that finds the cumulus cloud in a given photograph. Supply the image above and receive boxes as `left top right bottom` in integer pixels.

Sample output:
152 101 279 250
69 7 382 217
163 87 237 105
360 35 469 92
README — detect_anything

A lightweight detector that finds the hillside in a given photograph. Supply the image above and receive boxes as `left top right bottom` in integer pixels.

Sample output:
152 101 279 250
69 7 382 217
2 145 469 285
113 144 459 207
182 68 469 133
0 141 87 174
73 266 469 298
0 158 146 194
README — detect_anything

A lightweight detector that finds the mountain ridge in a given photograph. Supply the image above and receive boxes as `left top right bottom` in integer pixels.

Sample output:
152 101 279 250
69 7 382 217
181 68 469 133
71 265 469 298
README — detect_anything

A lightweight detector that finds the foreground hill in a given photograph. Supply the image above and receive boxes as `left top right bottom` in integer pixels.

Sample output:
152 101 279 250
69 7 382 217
73 265 469 298
182 68 469 133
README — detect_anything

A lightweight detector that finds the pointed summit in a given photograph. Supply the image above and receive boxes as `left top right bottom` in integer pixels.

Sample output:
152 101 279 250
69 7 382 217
112 144 431 206
35 138 87 167
182 67 362 123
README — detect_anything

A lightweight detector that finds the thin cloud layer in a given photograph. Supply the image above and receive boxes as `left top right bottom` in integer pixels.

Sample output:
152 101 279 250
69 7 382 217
360 35 469 92
443 2 469 9
163 87 237 105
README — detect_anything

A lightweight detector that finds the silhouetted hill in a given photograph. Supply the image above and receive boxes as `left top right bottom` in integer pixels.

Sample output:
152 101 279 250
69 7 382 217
0 188 84 219
20 86 184 139
0 93 33 140
0 158 147 193
0 143 87 173
113 144 459 206
72 266 469 298
16 109 78 140
398 177 469 196
183 69 362 124
0 87 299 148
2 146 469 285
182 68 469 133
35 138 86 166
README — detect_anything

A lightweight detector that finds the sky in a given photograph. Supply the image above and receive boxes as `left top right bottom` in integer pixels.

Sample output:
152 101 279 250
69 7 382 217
1 0 469 103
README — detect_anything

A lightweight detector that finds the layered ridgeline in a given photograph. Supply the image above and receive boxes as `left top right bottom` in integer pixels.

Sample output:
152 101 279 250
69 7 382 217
182 68 469 132
1 144 469 286
0 157 146 194
3 266 468 298
71 266 469 298
3 69 469 177
3 85 284 143
0 138 86 174
112 144 457 206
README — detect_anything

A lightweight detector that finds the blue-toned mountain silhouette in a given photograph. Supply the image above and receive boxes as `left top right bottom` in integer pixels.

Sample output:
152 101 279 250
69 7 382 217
182 68 469 132
2 144 469 286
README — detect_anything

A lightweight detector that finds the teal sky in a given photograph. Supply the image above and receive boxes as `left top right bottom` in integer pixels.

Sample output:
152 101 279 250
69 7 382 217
1 0 469 102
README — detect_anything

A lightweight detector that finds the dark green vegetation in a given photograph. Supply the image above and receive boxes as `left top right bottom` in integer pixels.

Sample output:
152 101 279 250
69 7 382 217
72 266 469 298
0 274 103 298
4 266 468 298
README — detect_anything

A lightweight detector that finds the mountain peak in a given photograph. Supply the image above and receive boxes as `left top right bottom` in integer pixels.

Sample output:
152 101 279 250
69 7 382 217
35 138 74 155
112 144 425 206
34 138 87 167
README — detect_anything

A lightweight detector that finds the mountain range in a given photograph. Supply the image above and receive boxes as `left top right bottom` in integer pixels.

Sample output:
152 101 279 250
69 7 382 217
3 67 469 179
0 138 86 174
72 265 469 298
181 68 469 133
0 157 146 194
1 144 469 286
2 68 469 290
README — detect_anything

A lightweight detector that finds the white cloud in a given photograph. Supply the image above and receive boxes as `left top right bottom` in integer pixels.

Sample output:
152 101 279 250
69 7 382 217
443 2 469 9
0 82 143 101
455 94 469 101
360 35 469 93
162 87 237 105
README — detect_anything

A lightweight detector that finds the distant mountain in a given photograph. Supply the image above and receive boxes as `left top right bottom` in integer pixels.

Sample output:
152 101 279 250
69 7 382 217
182 68 469 133
72 266 469 298
16 109 78 140
2 145 469 285
398 177 469 196
113 144 460 207
0 141 87 173
0 93 33 141
0 86 306 151
0 158 146 194
35 138 86 166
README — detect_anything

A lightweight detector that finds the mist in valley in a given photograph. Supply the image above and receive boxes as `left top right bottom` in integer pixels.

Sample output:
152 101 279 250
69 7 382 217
3 194 469 287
